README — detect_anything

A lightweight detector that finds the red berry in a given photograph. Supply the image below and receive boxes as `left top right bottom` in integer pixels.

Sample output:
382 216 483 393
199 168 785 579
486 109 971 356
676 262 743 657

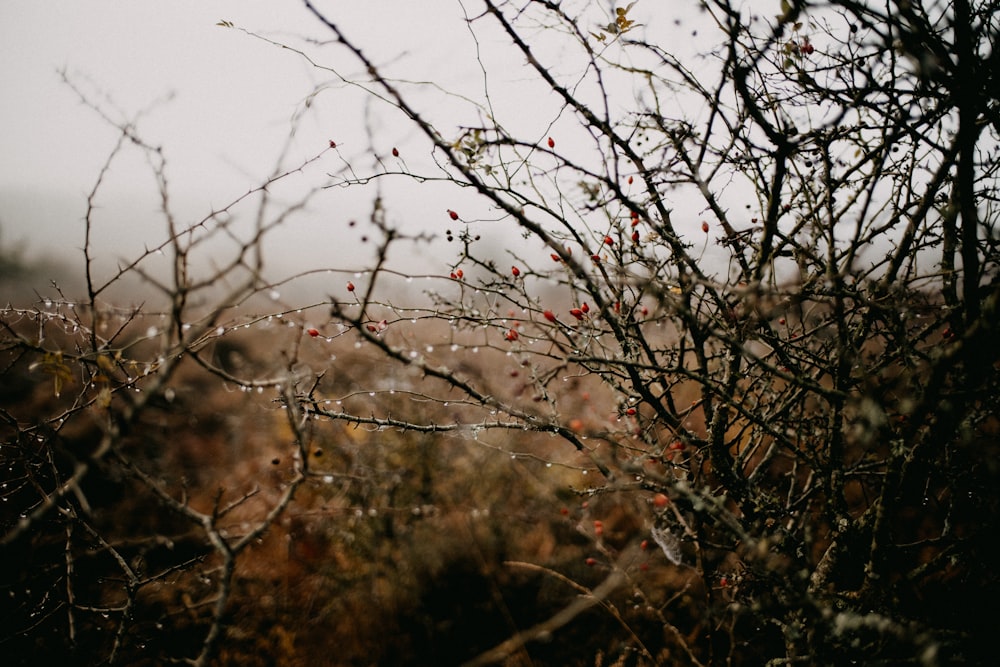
653 493 669 508
632 230 641 243
547 136 555 149
604 235 614 246
391 147 399 157
448 209 459 220
504 328 519 341
580 302 590 313
346 281 356 292
511 265 521 277
551 253 562 262
701 221 710 233
560 507 570 516
543 310 557 323
307 328 320 337
626 407 637 416
585 557 597 567
569 308 585 320
640 539 649 550
455 268 464 279
627 175 634 184
328 140 337 148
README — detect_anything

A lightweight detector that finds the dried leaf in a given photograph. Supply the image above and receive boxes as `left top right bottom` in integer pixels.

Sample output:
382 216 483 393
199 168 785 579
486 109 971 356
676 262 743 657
651 525 682 565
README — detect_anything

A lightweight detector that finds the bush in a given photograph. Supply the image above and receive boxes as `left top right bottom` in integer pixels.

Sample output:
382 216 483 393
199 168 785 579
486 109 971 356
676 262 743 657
3 1 999 664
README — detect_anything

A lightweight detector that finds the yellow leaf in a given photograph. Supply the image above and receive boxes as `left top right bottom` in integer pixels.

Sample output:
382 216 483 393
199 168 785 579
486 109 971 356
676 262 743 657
97 354 116 374
36 351 73 398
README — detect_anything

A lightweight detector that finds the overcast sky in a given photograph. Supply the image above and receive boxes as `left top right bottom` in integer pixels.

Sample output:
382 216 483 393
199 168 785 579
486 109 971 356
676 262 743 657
1 3 455 272
1 2 721 296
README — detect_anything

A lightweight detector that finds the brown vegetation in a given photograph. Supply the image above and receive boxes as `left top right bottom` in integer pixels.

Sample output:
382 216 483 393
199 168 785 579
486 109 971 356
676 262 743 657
4 1 1000 664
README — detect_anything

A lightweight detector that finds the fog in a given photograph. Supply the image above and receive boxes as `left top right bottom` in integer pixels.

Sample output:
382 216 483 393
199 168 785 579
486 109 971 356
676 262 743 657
1 2 740 304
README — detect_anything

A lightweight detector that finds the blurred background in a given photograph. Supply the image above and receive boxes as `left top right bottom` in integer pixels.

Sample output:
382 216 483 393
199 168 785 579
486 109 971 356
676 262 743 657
2 2 726 305
0 1 499 298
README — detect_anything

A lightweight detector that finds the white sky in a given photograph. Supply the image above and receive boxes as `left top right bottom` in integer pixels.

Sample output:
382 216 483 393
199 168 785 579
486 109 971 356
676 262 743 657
1 1 722 297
